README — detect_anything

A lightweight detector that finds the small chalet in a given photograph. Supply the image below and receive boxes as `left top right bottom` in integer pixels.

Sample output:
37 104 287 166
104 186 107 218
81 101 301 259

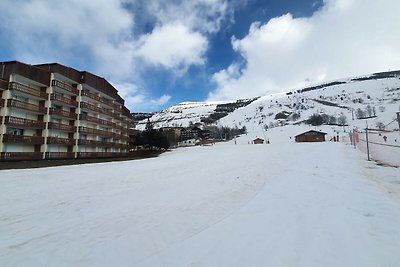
178 138 197 147
295 130 327 142
253 138 264 144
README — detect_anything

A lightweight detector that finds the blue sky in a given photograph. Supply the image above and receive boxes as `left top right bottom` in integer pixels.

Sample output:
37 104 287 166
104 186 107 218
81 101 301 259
1 0 399 112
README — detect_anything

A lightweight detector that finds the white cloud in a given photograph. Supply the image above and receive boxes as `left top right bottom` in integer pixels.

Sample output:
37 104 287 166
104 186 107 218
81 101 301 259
136 22 208 73
208 0 400 101
0 0 136 78
111 81 171 112
144 0 231 34
151 95 172 106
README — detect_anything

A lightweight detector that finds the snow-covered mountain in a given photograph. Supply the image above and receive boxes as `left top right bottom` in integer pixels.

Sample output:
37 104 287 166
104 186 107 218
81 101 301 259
136 71 400 132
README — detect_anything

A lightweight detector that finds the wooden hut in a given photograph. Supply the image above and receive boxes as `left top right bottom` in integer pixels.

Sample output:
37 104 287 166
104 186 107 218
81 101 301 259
295 130 327 142
253 138 264 144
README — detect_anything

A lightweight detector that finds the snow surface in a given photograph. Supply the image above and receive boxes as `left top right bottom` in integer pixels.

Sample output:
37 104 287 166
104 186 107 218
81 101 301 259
1 126 400 267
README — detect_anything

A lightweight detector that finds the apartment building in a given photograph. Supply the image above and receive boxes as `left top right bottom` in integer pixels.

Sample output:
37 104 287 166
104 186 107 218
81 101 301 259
0 61 132 160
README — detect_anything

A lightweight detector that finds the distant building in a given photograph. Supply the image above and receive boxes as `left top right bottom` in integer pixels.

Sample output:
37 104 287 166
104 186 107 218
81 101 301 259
295 130 327 142
178 138 196 147
253 138 264 144
0 61 131 160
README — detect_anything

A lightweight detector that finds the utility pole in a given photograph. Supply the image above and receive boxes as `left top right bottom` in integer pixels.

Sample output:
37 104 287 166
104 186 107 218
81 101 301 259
365 121 370 161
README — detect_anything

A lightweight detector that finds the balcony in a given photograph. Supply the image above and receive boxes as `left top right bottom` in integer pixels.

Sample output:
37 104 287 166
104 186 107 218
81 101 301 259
9 82 47 99
46 136 75 145
78 126 114 137
4 116 46 129
45 152 75 159
80 101 102 114
78 139 128 148
112 142 129 148
0 152 43 161
52 80 79 95
7 99 47 114
2 134 44 144
78 139 102 147
80 102 114 117
79 114 114 127
49 108 77 119
101 108 114 117
81 90 114 108
48 122 76 132
0 99 4 107
50 93 78 107
113 103 122 111
78 139 113 147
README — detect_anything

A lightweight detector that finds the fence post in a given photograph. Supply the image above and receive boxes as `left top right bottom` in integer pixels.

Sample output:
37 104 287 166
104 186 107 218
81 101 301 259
365 121 370 161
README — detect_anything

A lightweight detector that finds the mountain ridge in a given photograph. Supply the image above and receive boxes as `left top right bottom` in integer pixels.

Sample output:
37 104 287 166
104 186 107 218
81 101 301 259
135 70 400 132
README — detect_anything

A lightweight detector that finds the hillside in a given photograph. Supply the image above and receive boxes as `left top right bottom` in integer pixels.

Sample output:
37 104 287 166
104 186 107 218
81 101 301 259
135 71 400 133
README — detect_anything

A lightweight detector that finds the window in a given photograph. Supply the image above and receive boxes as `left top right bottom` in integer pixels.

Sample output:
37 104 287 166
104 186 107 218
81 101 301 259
6 127 24 135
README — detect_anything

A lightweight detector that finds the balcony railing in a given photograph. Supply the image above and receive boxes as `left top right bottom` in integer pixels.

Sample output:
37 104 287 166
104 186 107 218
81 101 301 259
50 93 78 107
81 90 114 108
9 82 47 99
46 136 75 145
101 108 114 117
77 152 130 158
0 99 5 107
44 152 75 159
79 114 114 127
78 139 101 147
0 152 43 161
4 116 46 129
112 142 129 148
78 126 114 137
79 101 115 117
48 122 76 132
78 139 128 148
80 102 102 114
49 108 77 119
7 99 47 113
2 134 44 144
113 103 122 111
52 80 79 95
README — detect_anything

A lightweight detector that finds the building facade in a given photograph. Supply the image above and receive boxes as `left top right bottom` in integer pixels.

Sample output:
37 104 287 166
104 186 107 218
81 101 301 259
0 61 132 160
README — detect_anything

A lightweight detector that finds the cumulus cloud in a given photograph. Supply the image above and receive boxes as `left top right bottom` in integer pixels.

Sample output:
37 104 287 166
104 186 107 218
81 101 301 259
0 0 135 78
136 22 208 73
208 0 400 100
142 0 231 34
